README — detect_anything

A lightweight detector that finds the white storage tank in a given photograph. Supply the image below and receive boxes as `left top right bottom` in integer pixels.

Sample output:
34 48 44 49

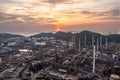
110 74 120 80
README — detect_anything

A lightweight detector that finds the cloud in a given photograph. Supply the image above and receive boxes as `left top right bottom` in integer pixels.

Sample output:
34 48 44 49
0 12 59 24
64 21 120 34
44 0 71 4
109 8 120 16
98 17 120 20
0 13 36 23
0 0 119 35
0 20 119 36
0 13 19 23
0 0 16 3
79 7 120 20
80 11 95 14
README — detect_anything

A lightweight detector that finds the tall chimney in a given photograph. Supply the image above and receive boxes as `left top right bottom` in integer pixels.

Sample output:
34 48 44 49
100 36 102 46
74 35 76 46
105 37 108 48
72 37 74 48
97 38 99 51
85 35 87 47
93 45 96 73
79 38 81 52
92 36 94 47
69 39 71 50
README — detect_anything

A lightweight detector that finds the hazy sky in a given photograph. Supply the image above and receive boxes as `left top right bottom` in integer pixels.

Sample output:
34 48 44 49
0 0 120 36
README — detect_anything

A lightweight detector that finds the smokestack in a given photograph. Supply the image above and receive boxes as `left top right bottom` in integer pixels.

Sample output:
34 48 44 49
93 45 96 73
85 35 87 47
97 38 99 51
100 36 102 46
92 36 94 47
79 38 81 52
72 37 74 43
69 39 71 50
71 37 74 48
105 37 108 48
112 54 115 73
74 35 76 46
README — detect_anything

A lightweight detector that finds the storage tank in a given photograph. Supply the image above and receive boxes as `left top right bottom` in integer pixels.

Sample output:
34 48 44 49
110 74 120 80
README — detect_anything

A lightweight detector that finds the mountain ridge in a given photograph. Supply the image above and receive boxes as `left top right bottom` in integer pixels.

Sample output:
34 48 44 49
0 33 24 39
0 31 120 44
30 30 120 44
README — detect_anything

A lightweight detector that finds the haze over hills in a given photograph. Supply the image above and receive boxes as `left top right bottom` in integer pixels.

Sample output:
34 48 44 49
0 30 120 44
0 33 24 39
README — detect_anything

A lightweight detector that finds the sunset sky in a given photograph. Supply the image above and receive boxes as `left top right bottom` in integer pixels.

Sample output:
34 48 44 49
0 0 120 36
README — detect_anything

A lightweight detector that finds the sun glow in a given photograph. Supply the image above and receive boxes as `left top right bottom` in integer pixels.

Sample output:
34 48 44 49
55 23 64 32
56 27 61 32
